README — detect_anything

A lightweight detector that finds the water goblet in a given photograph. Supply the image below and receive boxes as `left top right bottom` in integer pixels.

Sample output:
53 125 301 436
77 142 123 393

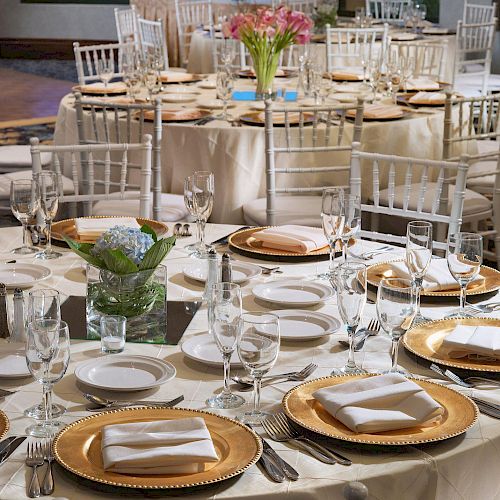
377 278 416 375
10 179 40 254
206 283 245 409
216 68 234 121
237 312 280 425
97 58 114 90
368 58 382 101
446 232 483 318
406 220 432 325
341 194 361 262
144 66 158 102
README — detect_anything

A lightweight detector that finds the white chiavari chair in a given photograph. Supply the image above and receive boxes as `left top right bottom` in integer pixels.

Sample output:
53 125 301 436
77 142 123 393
175 0 213 68
366 0 412 22
325 24 389 73
242 99 364 227
30 135 153 219
115 6 140 47
350 142 469 250
282 0 317 15
396 40 448 81
73 93 189 223
463 1 497 24
138 17 170 69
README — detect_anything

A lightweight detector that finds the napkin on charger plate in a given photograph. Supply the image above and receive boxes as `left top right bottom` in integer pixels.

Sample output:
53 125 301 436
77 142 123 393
387 259 483 292
331 69 364 81
440 325 500 360
406 78 441 91
77 82 128 94
75 217 140 240
409 91 446 105
349 103 403 120
102 417 219 475
252 225 329 253
313 373 443 433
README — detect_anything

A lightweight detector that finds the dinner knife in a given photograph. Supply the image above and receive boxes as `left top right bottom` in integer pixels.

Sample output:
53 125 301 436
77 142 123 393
210 227 251 246
260 436 299 480
0 436 18 458
257 448 286 482
0 436 26 465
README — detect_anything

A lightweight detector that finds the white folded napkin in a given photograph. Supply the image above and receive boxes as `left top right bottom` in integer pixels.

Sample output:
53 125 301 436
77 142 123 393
313 373 443 433
75 217 140 239
78 82 128 93
409 91 446 105
440 325 500 360
406 78 441 91
252 225 329 253
388 259 483 291
102 417 219 475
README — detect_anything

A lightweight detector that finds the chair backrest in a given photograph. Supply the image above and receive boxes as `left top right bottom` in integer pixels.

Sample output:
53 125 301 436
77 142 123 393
463 1 497 24
264 99 364 226
349 142 468 250
325 24 389 72
396 40 448 80
73 41 133 85
175 0 213 67
282 0 317 15
366 0 412 21
115 6 140 47
30 135 152 218
138 17 170 70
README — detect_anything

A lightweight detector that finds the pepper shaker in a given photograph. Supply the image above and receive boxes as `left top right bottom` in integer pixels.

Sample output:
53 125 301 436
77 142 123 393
203 248 219 302
0 284 8 339
11 288 26 343
221 253 232 284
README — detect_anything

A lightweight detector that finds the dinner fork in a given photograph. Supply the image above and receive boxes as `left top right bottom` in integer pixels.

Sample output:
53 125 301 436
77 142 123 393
26 441 44 498
338 319 380 351
348 246 393 260
41 439 54 495
462 302 500 315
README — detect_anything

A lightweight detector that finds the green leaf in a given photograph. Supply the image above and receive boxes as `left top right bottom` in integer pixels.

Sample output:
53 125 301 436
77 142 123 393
139 235 176 270
101 249 138 275
140 224 157 242
63 236 105 268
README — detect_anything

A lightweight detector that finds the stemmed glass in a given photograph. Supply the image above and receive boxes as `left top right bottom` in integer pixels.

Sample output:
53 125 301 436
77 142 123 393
335 261 367 375
216 68 234 121
184 171 215 258
33 171 62 260
10 179 40 254
387 61 402 104
360 44 371 90
368 58 382 101
144 66 158 102
341 194 361 262
320 187 345 279
400 55 414 92
446 233 483 318
377 278 416 375
207 283 245 409
97 58 114 90
406 220 432 325
237 312 280 425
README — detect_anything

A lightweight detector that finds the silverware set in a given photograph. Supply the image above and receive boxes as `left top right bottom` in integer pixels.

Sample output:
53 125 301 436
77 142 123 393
26 440 54 498
338 319 380 351
429 363 500 389
348 245 393 260
462 301 500 316
84 394 184 411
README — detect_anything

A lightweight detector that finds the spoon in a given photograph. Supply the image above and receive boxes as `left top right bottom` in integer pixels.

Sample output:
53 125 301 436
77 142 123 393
84 393 184 408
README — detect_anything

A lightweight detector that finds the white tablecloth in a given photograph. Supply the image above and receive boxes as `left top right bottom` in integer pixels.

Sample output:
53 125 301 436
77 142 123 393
0 224 498 499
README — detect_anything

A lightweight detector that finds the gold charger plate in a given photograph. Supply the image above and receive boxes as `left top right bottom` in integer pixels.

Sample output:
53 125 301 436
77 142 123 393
283 375 478 445
159 73 204 84
53 407 262 489
238 112 315 127
72 83 128 96
52 216 168 244
0 411 9 440
143 108 211 122
366 259 500 297
404 317 500 373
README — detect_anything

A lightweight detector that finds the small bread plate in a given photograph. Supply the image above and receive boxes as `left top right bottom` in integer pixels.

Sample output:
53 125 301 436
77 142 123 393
252 280 334 307
274 310 341 341
181 332 242 367
0 263 51 289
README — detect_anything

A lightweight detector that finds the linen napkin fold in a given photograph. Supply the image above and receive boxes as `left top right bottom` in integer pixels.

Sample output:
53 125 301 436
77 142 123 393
256 112 303 124
313 373 443 433
252 225 329 253
77 82 128 94
101 417 219 475
409 91 446 105
349 103 403 120
332 69 364 81
75 217 140 240
406 79 441 91
440 325 500 360
159 71 197 83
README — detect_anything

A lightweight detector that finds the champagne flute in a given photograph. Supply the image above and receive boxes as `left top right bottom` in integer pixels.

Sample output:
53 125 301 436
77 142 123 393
341 194 361 262
335 261 367 375
406 220 432 325
368 58 382 101
97 57 114 90
33 171 62 260
216 68 234 121
377 278 416 375
319 187 344 279
207 282 245 409
237 312 280 425
144 66 158 102
446 232 483 318
10 179 40 254
25 320 70 437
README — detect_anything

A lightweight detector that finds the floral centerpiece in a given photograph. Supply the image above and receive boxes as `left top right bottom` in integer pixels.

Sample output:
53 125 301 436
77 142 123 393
225 6 313 98
65 225 175 341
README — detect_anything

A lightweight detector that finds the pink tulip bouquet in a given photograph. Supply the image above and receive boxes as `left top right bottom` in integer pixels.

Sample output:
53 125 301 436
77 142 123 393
225 6 313 96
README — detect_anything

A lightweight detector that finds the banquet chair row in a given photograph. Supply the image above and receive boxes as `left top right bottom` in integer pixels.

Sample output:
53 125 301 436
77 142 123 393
463 0 497 24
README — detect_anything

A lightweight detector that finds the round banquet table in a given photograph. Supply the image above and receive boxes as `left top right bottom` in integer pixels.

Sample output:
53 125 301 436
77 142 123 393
0 224 498 500
55 78 474 225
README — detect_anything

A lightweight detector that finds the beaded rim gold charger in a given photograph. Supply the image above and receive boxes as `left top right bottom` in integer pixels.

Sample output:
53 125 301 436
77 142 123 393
366 259 500 297
53 407 262 490
238 112 315 127
51 216 168 244
404 317 500 373
283 375 478 445
0 411 9 440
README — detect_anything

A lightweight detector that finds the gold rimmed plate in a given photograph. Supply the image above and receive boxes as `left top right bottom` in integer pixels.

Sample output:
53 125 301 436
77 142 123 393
283 375 478 445
404 317 500 373
143 108 211 123
0 411 9 440
53 407 262 490
51 216 168 244
366 259 500 297
238 112 315 127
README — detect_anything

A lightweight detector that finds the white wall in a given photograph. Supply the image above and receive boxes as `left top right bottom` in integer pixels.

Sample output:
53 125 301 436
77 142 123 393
0 0 122 40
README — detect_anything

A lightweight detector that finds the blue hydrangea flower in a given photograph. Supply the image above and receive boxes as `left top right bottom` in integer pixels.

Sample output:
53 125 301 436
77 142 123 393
92 226 154 265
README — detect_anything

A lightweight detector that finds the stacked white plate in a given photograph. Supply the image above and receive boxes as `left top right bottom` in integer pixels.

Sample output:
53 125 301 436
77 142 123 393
274 310 341 341
181 333 242 367
252 281 333 307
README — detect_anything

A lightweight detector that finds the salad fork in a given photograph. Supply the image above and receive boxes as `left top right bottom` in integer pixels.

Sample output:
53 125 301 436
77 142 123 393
26 441 44 498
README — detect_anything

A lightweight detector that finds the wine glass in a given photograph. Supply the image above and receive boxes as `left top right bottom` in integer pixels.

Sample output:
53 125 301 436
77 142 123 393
400 55 414 92
97 57 114 90
360 44 371 90
368 58 382 101
25 319 70 437
376 278 416 375
341 194 361 262
387 61 402 104
33 171 62 260
446 233 483 318
237 312 280 425
206 282 245 409
406 220 432 325
335 261 367 375
319 187 345 280
183 171 214 258
10 179 40 254
216 68 234 121
144 66 158 102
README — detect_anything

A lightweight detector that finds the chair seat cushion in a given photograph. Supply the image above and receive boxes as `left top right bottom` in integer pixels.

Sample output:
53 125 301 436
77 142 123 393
0 170 74 199
93 192 190 222
468 140 499 191
243 196 322 227
0 146 52 170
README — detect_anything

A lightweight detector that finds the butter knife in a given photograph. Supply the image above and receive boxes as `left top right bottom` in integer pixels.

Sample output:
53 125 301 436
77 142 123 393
0 436 18 457
261 437 299 480
0 436 26 465
258 449 286 482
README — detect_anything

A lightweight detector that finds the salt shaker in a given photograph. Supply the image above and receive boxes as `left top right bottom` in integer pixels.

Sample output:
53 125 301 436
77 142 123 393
221 253 232 284
203 248 219 301
0 284 8 339
11 288 26 343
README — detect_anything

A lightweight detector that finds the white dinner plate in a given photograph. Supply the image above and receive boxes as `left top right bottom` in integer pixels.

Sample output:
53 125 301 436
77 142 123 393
273 310 341 341
252 281 333 307
0 264 51 288
198 81 217 89
181 333 242 367
197 99 236 110
74 355 176 392
183 261 261 284
162 85 200 94
0 346 31 378
161 94 197 103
